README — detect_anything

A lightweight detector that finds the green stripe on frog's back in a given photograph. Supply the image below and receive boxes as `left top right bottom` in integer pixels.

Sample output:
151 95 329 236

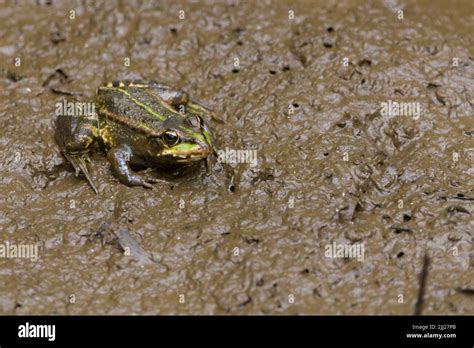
99 107 162 138
142 88 187 118
114 87 168 121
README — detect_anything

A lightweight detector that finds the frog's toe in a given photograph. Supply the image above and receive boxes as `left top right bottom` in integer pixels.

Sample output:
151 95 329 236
143 174 167 184
139 180 154 189
121 174 156 189
145 178 160 185
64 153 98 194
134 174 168 188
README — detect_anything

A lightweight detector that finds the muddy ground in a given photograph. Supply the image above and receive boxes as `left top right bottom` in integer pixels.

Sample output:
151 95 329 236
0 0 473 314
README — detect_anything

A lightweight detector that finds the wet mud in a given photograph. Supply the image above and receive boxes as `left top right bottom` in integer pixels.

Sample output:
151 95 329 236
0 0 473 314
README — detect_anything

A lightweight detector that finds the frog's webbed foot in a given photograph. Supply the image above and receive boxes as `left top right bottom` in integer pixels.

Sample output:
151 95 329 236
107 145 160 189
64 152 98 194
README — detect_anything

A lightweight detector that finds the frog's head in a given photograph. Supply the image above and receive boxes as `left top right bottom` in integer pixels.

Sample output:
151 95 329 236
156 114 214 167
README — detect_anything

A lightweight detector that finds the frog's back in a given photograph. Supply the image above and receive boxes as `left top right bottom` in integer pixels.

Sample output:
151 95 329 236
96 81 181 133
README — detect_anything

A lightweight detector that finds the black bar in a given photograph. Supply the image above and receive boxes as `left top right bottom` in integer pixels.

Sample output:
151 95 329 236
0 316 472 345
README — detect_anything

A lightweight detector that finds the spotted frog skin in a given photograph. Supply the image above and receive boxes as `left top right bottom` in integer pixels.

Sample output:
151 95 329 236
55 80 216 193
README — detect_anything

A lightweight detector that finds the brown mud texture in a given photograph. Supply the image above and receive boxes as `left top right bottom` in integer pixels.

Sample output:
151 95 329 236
0 0 473 314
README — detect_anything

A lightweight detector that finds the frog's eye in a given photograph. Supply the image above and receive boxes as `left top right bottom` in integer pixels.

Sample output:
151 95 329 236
162 130 180 146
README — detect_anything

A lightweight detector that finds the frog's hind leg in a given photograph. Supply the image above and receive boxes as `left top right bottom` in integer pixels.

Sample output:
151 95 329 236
144 83 190 109
55 116 99 193
186 100 214 118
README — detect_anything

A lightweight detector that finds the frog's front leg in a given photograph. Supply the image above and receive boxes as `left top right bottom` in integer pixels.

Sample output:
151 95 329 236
107 145 159 189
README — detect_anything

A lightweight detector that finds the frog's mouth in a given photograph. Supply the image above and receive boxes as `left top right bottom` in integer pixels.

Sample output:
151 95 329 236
160 143 210 161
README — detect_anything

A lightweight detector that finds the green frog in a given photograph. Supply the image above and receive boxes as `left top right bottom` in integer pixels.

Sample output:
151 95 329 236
55 80 216 193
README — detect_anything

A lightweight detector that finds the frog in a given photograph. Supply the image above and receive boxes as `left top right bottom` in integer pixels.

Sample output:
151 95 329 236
55 80 216 193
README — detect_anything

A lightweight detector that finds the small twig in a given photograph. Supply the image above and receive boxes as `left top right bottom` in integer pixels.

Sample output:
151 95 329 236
414 253 430 315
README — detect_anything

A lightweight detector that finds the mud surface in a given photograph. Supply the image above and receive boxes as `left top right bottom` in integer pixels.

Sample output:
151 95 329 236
0 0 473 314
